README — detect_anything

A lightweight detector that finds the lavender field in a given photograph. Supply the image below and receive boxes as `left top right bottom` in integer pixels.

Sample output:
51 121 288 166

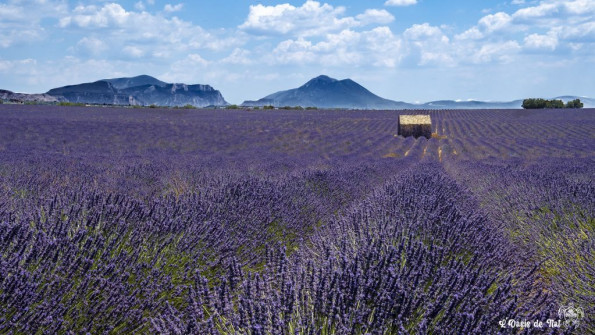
0 104 593 334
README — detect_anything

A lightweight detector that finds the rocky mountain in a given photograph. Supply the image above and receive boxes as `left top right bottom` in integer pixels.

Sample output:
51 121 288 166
45 75 228 107
0 89 62 103
242 75 411 109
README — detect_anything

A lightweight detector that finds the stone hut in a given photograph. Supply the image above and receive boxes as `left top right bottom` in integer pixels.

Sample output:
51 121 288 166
399 115 432 138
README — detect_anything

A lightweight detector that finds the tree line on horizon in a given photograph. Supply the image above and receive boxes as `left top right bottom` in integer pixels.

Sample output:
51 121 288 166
522 98 583 109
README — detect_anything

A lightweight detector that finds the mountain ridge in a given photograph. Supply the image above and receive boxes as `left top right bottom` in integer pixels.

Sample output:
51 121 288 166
44 75 228 107
1 74 593 108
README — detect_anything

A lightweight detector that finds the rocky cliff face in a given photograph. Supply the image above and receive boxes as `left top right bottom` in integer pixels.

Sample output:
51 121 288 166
45 75 228 107
120 83 228 107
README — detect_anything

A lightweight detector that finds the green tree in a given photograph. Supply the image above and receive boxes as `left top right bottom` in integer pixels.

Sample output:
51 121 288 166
546 99 564 108
522 98 546 109
522 98 582 109
565 99 583 108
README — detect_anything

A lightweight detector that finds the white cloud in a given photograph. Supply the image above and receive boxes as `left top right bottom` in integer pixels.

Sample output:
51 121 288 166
556 21 595 41
355 9 394 25
239 1 354 36
57 3 240 60
404 23 444 40
363 27 403 67
134 1 145 11
512 2 559 22
161 54 211 83
76 37 109 55
565 0 595 15
454 0 595 54
186 54 210 66
221 48 253 65
270 26 403 67
403 23 454 66
272 38 317 64
511 0 525 5
0 58 37 73
59 4 130 28
455 27 484 40
455 11 516 43
384 0 417 6
472 41 521 63
524 33 558 50
123 45 145 58
164 4 183 13
239 1 393 37
512 0 595 25
420 52 455 67
478 12 512 33
0 0 68 47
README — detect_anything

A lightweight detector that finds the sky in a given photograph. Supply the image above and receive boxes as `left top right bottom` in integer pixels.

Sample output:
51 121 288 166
0 0 594 104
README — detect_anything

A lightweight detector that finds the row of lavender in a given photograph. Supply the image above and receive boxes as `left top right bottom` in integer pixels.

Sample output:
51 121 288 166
0 152 413 333
2 158 568 334
153 163 566 334
444 158 594 330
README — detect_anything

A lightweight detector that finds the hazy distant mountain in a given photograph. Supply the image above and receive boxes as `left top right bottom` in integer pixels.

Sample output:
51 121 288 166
46 75 228 107
554 96 595 108
242 75 412 109
420 96 594 109
420 100 524 109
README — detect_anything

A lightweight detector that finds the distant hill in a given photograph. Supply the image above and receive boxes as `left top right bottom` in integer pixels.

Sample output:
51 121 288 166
46 75 228 107
420 100 524 109
242 75 412 109
0 89 61 103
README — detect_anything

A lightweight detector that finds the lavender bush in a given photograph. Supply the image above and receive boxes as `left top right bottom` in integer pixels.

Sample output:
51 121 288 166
0 105 592 334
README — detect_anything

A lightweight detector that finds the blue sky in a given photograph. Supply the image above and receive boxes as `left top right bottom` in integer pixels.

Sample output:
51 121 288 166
1 0 594 104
